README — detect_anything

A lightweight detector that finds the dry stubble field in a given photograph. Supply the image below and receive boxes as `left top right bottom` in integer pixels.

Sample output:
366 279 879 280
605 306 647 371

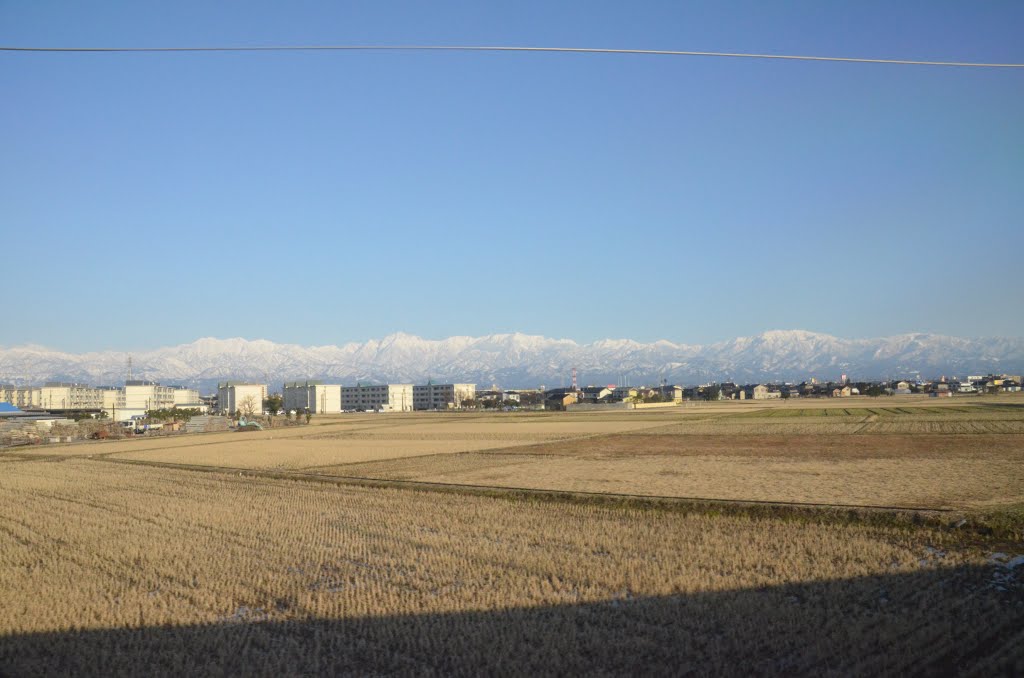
321 400 1024 509
12 393 1019 510
0 457 1021 675
2 396 1023 674
48 396 1021 510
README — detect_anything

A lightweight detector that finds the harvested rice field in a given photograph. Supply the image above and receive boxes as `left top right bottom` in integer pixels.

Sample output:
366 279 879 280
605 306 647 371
0 458 1021 675
333 431 1024 509
11 397 1024 510
91 414 670 468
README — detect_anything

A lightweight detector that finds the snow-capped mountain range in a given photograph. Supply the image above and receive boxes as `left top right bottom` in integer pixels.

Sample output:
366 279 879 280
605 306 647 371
1 330 1022 392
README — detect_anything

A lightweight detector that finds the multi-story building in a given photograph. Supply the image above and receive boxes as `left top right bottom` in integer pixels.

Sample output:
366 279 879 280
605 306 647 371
98 386 127 419
124 380 176 412
412 383 475 410
91 383 202 421
283 381 342 413
4 380 205 421
171 387 202 408
38 382 103 410
341 384 414 412
217 382 268 415
0 385 41 409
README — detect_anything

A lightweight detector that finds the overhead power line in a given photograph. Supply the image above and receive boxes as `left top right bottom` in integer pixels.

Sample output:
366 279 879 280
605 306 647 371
1 44 1022 68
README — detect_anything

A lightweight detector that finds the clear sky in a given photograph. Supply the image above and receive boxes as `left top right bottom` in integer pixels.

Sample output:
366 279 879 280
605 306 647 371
2 1 1022 352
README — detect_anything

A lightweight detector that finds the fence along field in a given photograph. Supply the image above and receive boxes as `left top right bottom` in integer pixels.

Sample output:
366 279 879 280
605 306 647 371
0 459 1021 675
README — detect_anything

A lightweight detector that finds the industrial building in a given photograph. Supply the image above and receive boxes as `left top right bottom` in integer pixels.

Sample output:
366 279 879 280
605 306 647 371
412 383 476 410
341 384 414 412
283 381 342 414
217 382 268 415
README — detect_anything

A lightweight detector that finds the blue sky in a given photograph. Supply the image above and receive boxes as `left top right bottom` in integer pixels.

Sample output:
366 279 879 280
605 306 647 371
2 1 1022 351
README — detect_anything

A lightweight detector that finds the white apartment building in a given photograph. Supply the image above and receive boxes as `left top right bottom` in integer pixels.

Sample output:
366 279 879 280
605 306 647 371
171 387 202 408
283 381 342 414
413 383 476 410
97 380 176 421
341 384 414 412
218 382 268 415
38 383 103 410
93 383 202 421
0 385 41 409
124 381 176 411
3 380 204 421
99 387 127 419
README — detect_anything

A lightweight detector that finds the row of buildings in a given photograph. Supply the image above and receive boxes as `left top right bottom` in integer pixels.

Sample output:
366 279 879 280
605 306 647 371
5 372 1020 422
0 381 203 421
0 379 477 419
265 381 477 414
683 374 1024 400
0 379 479 419
542 384 686 410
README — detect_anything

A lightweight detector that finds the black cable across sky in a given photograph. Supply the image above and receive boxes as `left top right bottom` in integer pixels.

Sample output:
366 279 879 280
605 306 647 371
1 44 1022 68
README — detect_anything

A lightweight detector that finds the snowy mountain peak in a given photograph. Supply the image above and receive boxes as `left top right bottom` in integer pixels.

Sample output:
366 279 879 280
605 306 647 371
1 330 1021 391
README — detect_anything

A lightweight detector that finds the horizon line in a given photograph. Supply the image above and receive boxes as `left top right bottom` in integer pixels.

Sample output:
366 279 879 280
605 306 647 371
2 328 1022 355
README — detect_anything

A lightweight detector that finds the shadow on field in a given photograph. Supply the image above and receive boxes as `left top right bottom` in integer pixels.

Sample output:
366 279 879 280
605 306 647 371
1 565 1021 677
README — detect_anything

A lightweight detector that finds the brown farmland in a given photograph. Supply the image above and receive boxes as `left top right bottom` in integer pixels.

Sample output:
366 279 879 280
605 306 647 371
0 458 1021 675
1 397 1022 674
9 400 1024 509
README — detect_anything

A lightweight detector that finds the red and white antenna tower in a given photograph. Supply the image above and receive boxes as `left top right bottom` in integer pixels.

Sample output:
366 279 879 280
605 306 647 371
571 366 578 391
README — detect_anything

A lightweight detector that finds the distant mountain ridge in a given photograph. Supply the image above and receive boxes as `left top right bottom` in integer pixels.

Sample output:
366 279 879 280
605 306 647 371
1 330 1022 392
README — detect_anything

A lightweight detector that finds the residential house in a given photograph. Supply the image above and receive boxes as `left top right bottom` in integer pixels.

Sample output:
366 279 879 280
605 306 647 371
543 388 579 411
750 384 781 400
611 386 638 402
580 386 613 403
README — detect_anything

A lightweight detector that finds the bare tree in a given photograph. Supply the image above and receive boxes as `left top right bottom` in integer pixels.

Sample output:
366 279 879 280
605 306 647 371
239 395 259 419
